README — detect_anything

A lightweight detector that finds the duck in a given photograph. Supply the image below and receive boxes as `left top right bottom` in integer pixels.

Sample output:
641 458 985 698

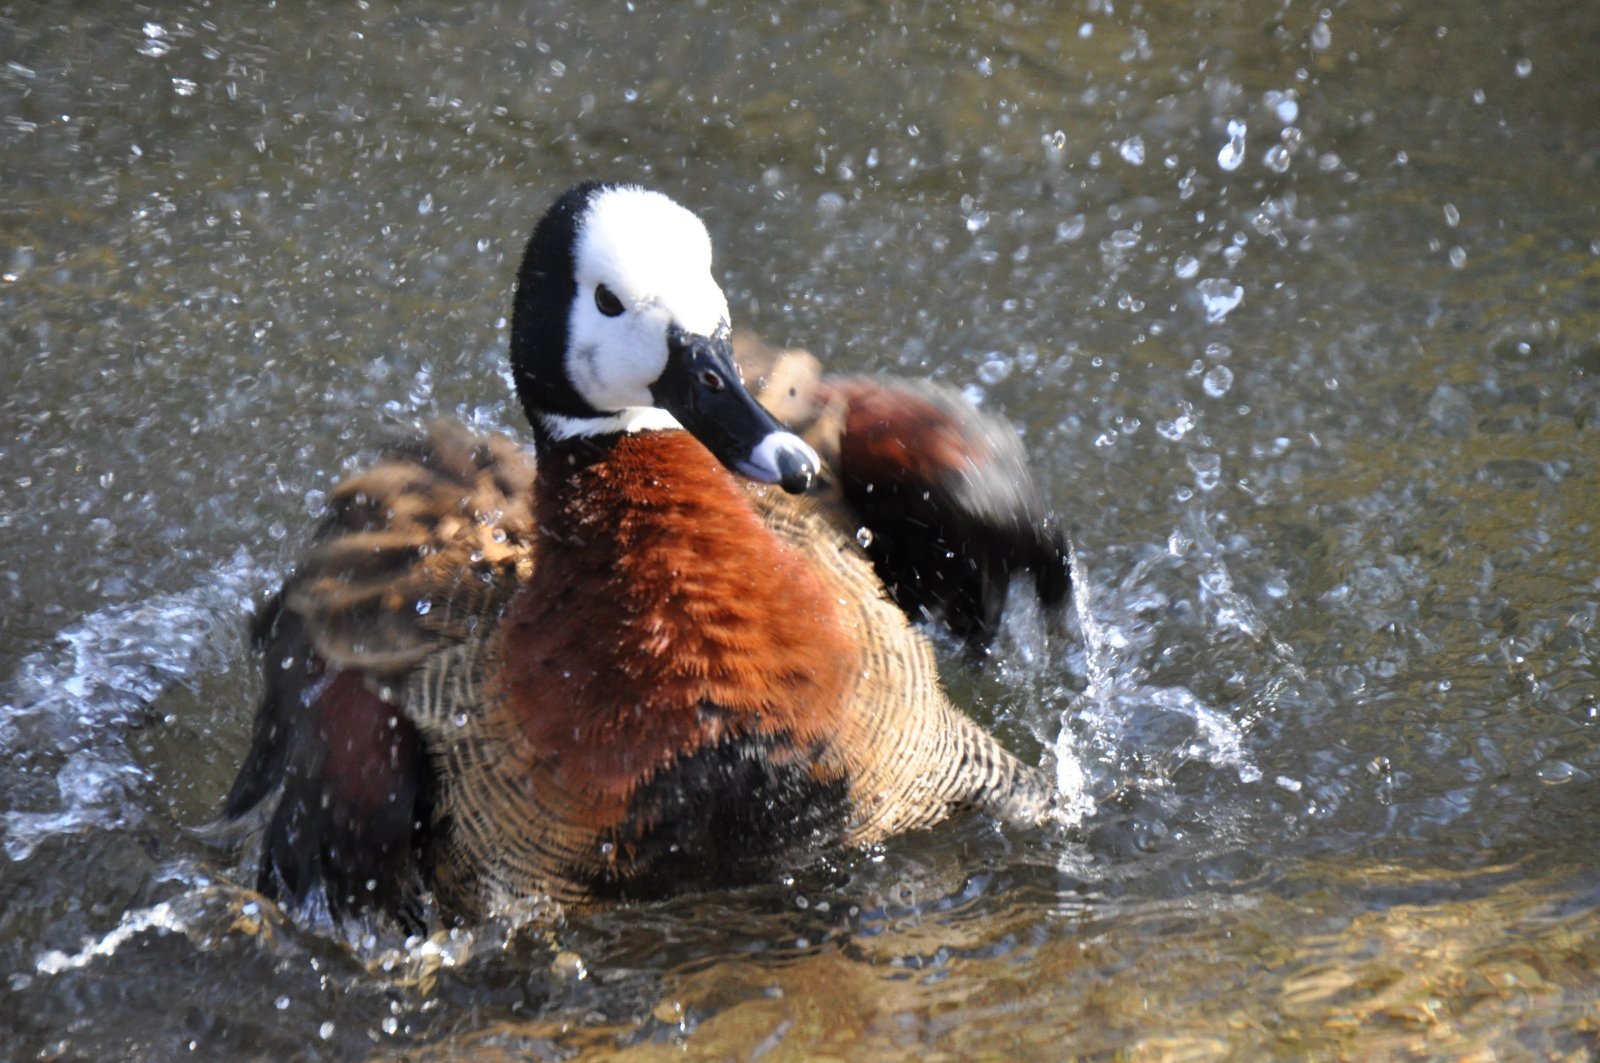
221 182 1069 923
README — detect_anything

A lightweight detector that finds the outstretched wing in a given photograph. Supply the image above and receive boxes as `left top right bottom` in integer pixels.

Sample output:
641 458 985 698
739 332 1069 648
221 422 535 920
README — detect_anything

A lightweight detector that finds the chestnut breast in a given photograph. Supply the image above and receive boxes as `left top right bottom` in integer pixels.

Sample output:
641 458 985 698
414 430 866 908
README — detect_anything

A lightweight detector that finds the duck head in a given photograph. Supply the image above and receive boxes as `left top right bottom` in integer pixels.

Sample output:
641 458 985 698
510 182 818 494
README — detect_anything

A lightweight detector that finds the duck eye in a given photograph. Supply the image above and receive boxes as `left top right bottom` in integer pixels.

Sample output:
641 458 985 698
698 368 726 392
594 284 624 317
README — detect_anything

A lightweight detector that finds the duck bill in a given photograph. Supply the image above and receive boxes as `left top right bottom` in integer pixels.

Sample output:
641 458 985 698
651 327 819 494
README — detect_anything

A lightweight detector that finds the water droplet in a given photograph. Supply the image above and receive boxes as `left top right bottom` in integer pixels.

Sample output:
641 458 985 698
417 193 434 215
1187 452 1222 491
1118 135 1146 166
1537 760 1579 785
171 77 197 97
1202 364 1234 397
1264 145 1292 173
414 598 431 616
1514 57 1533 78
138 23 171 57
1107 228 1140 251
1217 120 1247 172
1056 215 1086 241
1448 246 1467 269
1443 203 1460 227
1174 254 1200 279
1265 90 1299 125
855 526 874 549
550 950 588 980
1156 413 1195 441
1309 20 1332 51
965 209 989 234
1196 278 1244 322
319 1021 335 1041
976 353 1012 384
275 996 291 1011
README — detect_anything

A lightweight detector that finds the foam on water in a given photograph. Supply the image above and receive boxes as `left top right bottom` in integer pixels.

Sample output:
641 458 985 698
0 550 267 860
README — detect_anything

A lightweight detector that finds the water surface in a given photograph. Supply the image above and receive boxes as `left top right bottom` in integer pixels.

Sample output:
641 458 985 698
3 1 1598 1058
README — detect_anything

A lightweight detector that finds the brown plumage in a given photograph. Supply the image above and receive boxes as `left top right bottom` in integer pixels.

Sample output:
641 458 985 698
221 183 1066 923
739 334 1069 644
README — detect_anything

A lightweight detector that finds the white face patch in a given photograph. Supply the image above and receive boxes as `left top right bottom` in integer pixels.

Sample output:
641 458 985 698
564 186 731 417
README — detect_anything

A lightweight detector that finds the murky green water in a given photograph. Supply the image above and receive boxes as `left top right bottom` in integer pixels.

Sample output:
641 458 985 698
3 1 1598 1058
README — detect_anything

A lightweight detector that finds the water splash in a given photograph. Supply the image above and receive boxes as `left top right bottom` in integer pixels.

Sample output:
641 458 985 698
1067 538 1119 703
1054 532 1265 814
35 883 228 976
1 551 267 860
989 569 1093 826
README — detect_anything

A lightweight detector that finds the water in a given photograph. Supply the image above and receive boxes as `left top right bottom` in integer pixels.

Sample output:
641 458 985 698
3 0 1600 1058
